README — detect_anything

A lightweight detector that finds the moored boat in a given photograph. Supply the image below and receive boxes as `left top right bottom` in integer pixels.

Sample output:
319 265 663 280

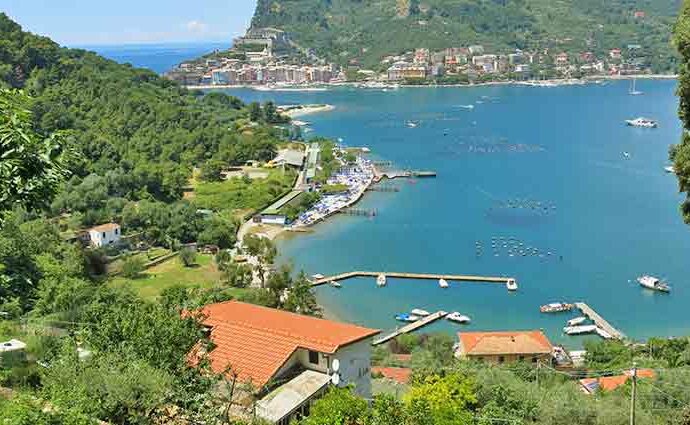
411 308 431 317
540 303 574 313
330 280 342 288
395 313 419 323
563 324 598 335
439 278 449 288
665 165 676 174
625 117 658 128
567 317 587 327
377 274 387 287
447 312 471 324
506 278 518 291
311 273 325 280
637 275 670 293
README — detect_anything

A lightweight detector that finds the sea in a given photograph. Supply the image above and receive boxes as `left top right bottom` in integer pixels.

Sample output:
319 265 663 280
82 42 229 74
222 80 690 347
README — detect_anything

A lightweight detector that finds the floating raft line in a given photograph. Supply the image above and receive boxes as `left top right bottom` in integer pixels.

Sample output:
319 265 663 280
373 311 448 346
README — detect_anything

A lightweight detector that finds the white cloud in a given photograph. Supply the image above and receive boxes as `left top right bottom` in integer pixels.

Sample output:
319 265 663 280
185 20 208 33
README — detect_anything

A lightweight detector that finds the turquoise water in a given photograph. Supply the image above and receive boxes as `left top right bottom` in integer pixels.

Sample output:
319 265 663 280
224 81 690 346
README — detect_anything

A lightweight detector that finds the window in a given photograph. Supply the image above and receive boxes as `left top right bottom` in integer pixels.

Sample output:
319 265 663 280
102 232 105 238
308 350 319 365
498 356 505 364
532 357 538 363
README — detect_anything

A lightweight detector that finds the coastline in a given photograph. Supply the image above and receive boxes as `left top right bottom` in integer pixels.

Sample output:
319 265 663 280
186 74 677 92
282 104 336 118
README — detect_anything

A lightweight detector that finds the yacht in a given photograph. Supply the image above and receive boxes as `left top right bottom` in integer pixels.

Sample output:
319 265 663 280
563 325 598 335
626 117 658 128
506 278 518 291
637 275 670 293
567 317 587 327
395 313 419 323
376 274 387 287
665 165 676 174
311 273 325 280
447 312 471 324
411 308 431 317
540 302 574 313
439 278 449 288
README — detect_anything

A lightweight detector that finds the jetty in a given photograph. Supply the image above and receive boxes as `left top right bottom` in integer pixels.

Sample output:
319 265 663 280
312 271 513 286
574 302 625 340
380 170 437 179
373 311 448 346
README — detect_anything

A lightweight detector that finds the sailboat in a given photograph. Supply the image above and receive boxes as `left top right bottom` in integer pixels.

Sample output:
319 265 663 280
629 78 643 96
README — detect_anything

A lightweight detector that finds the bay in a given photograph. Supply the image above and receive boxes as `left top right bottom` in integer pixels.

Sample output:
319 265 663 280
224 80 689 346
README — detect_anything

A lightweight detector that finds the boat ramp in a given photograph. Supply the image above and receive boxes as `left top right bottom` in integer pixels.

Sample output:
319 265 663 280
573 302 626 340
373 311 448 346
311 271 513 286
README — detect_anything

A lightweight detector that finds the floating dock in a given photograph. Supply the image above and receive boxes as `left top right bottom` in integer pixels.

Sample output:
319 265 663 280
312 271 513 286
373 311 448 346
574 302 625 340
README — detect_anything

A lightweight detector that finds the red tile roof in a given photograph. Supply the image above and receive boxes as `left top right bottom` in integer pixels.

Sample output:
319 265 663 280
372 367 412 384
580 369 655 393
194 301 379 389
458 330 553 356
88 222 120 232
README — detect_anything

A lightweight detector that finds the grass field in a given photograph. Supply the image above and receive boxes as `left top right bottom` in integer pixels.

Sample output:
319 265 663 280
110 254 249 299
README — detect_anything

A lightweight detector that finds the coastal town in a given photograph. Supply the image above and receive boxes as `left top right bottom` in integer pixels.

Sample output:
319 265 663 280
166 24 665 88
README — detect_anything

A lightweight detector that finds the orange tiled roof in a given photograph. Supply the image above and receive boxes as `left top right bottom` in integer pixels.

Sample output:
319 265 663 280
88 222 120 232
580 369 655 393
372 366 411 384
458 330 553 356
196 301 380 389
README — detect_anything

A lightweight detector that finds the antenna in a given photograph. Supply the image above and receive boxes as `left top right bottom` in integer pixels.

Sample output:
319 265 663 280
331 373 341 386
332 359 340 372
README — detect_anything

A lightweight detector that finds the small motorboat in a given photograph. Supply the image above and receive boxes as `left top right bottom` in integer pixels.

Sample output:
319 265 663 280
395 313 419 323
540 303 574 313
447 312 471 324
311 273 325 280
567 317 587 327
376 274 387 287
625 117 658 128
411 309 431 317
406 120 419 128
439 278 449 288
563 325 598 335
330 280 342 288
665 165 676 174
637 275 670 293
506 278 518 291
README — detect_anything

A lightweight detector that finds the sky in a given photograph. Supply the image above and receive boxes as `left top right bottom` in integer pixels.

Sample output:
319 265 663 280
1 0 258 46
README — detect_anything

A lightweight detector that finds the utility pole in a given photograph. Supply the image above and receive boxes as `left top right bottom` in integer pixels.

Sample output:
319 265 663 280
630 362 637 425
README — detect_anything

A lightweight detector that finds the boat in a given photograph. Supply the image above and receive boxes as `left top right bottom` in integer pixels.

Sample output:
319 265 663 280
567 317 587 327
506 278 518 291
439 278 449 288
395 313 419 323
665 165 676 174
406 120 419 128
622 151 630 159
629 78 643 96
330 280 342 288
637 275 670 293
540 303 574 313
625 117 658 128
411 308 431 317
563 325 598 335
311 273 325 280
376 274 387 287
447 312 471 324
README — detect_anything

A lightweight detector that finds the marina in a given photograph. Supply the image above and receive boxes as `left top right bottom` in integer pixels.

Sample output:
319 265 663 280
373 311 449 346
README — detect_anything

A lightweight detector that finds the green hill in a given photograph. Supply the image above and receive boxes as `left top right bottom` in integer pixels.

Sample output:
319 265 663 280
251 0 681 71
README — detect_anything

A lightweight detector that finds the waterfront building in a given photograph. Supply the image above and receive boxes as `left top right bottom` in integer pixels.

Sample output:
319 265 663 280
190 301 379 424
555 52 569 66
508 53 525 65
454 330 553 364
387 61 427 80
414 48 430 64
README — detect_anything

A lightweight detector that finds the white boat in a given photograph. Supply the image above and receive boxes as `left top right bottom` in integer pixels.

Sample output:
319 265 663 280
411 308 431 317
622 151 631 159
506 278 518 291
311 273 325 280
637 275 670 293
563 325 598 335
626 117 658 128
540 303 574 313
665 165 676 174
447 312 471 324
439 278 449 288
629 78 643 96
406 120 419 128
567 317 587 327
330 280 342 288
376 274 387 287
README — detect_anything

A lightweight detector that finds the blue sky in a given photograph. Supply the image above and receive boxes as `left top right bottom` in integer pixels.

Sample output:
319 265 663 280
1 0 258 46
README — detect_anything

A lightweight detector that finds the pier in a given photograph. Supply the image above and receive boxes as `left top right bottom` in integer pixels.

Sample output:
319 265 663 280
574 302 626 340
341 208 377 217
367 184 400 192
312 271 513 286
373 311 448 346
380 170 437 179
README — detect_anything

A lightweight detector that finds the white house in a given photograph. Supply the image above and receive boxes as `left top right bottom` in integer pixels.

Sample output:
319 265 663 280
86 223 121 247
191 301 380 425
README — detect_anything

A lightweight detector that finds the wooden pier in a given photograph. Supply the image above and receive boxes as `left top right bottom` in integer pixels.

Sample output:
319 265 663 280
574 302 626 340
373 311 448 346
312 271 512 286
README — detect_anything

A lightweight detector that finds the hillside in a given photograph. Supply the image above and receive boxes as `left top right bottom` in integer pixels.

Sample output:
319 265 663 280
251 0 681 70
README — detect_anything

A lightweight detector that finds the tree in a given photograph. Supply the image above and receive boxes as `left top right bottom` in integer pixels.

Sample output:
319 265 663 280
179 247 197 267
404 374 478 424
249 102 262 122
121 256 145 279
674 2 690 223
197 217 238 249
220 262 253 288
200 159 225 182
284 271 320 316
300 387 370 425
0 89 72 221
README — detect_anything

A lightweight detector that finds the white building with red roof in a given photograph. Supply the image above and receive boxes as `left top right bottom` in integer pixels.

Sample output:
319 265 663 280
191 301 380 424
85 222 121 247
